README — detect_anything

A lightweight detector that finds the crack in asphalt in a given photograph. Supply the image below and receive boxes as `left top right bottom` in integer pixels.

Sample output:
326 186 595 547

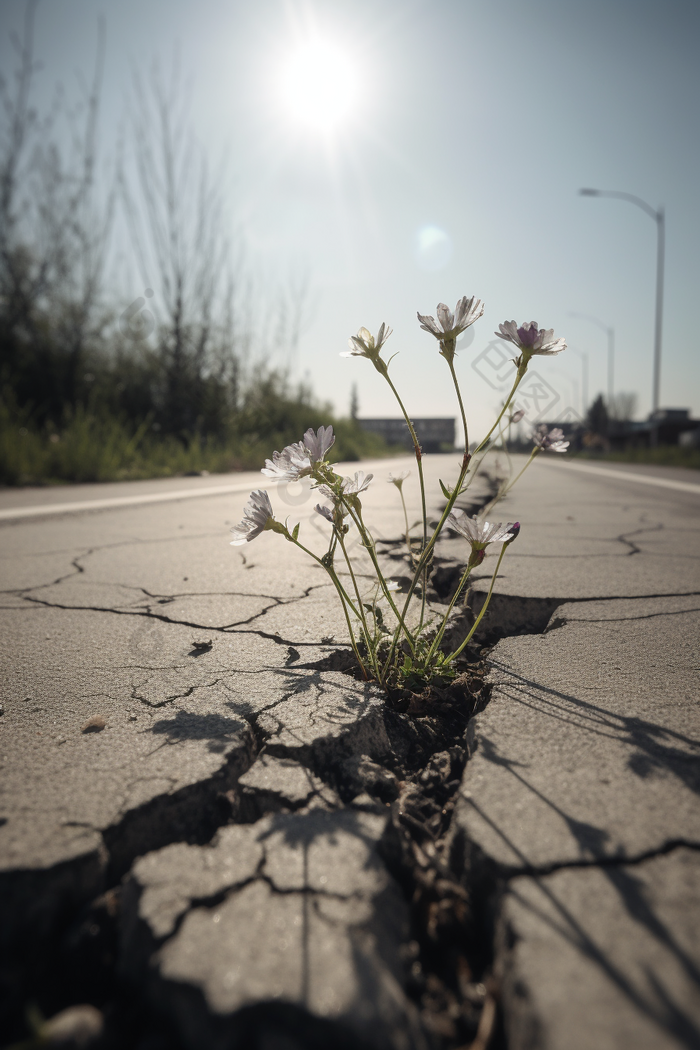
502 838 700 882
616 522 664 556
16 593 329 649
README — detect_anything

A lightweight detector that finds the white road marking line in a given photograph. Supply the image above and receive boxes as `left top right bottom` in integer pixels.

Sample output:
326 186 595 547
0 481 260 521
0 457 415 521
539 459 700 495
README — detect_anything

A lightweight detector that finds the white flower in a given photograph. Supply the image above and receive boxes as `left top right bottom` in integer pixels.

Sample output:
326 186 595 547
230 490 274 545
496 321 567 357
261 425 335 483
342 470 373 494
533 426 569 453
318 471 373 500
261 440 311 482
315 483 335 501
388 470 410 489
446 510 520 550
341 323 392 360
417 296 485 352
303 425 335 462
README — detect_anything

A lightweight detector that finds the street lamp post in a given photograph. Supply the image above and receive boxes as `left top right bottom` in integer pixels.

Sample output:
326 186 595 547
569 312 615 407
579 188 665 443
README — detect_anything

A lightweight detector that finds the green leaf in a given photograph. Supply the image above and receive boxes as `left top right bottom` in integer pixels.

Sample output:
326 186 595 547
292 523 300 541
439 478 452 499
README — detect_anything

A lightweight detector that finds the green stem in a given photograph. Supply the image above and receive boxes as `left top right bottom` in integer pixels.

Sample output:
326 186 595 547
382 456 469 678
479 417 514 520
399 487 412 554
451 363 528 506
337 531 381 680
503 446 540 495
472 361 528 458
288 534 357 614
499 416 513 481
288 529 363 623
385 359 526 678
445 544 509 664
424 560 474 665
447 357 469 453
383 373 428 549
347 498 416 649
327 564 369 679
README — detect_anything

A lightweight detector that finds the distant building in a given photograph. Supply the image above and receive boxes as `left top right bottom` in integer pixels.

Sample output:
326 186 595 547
613 409 700 448
538 408 700 450
357 417 456 453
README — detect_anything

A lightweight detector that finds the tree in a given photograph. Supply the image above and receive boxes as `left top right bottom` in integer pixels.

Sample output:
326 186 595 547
0 1 113 423
609 392 637 423
586 394 609 436
121 61 309 440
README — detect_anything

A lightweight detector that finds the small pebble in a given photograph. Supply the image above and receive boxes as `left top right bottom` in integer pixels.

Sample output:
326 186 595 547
81 716 106 734
56 735 66 744
128 712 138 721
24 696 32 702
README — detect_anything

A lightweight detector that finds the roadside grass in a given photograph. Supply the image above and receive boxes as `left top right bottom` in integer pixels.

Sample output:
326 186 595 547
574 446 700 470
0 406 398 486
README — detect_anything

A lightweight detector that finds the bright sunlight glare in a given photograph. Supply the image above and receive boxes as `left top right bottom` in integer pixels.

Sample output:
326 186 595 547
279 40 359 130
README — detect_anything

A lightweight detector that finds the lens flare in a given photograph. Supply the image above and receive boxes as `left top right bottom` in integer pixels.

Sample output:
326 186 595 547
414 225 453 271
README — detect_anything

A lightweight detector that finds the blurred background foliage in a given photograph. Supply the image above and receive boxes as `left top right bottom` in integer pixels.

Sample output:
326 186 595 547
0 5 390 486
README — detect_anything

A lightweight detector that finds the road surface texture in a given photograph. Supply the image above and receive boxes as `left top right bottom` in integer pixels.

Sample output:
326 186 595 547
0 453 698 1050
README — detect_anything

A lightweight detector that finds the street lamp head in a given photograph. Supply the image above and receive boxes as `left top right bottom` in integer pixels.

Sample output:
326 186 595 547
579 188 600 196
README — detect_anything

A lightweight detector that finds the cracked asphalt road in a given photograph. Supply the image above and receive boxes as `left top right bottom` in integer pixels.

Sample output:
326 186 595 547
454 456 700 1050
1 454 699 1050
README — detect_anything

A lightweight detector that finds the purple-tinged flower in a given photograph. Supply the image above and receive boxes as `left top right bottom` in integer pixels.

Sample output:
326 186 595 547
496 321 566 357
261 441 310 482
510 408 525 424
314 501 352 529
341 324 392 361
314 503 335 524
446 510 520 562
230 490 275 545
417 296 484 361
533 426 569 453
388 470 410 489
303 425 335 462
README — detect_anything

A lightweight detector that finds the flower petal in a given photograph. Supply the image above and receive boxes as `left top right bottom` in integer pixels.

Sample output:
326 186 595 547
436 302 454 333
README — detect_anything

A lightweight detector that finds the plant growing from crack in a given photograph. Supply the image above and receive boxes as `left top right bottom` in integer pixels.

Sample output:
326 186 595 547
228 301 568 694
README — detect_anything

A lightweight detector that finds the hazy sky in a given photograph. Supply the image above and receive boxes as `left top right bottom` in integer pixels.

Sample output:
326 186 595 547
2 0 699 436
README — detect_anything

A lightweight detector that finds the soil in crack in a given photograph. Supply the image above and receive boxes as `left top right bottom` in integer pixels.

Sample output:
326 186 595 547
377 663 502 1050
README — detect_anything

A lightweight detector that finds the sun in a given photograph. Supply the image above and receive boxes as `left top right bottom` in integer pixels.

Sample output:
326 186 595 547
279 39 359 131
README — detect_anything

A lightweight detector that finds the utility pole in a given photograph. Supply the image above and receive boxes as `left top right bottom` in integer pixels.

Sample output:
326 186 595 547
579 189 665 444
